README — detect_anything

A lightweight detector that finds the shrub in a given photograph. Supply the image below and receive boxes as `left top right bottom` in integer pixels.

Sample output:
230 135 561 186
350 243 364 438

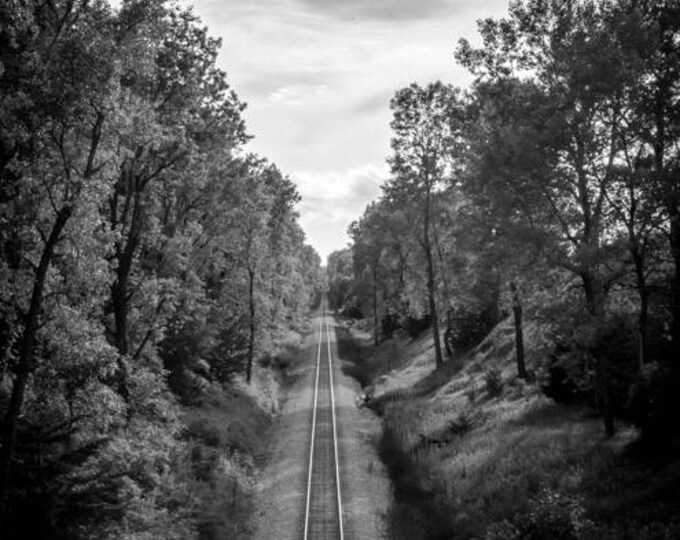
445 305 498 354
525 487 592 540
340 302 364 319
484 487 593 540
404 313 432 338
586 518 680 540
485 368 504 397
484 520 522 540
627 362 680 448
542 314 639 414
381 312 400 339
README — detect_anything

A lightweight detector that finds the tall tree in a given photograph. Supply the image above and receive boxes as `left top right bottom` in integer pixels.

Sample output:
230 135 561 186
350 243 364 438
457 1 642 435
385 82 464 369
0 0 118 506
0 1 322 536
349 203 390 345
105 2 247 398
623 0 680 359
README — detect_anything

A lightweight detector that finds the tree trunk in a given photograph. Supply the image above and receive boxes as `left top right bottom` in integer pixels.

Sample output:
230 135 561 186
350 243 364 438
581 272 615 436
598 356 616 438
373 266 379 346
651 68 680 363
108 180 144 401
110 278 131 402
423 186 443 369
510 281 527 380
444 307 454 357
670 211 680 362
0 206 72 512
111 278 129 355
246 265 256 384
632 248 649 371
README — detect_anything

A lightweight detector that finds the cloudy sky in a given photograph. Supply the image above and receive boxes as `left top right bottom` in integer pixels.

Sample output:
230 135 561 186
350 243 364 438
188 0 511 261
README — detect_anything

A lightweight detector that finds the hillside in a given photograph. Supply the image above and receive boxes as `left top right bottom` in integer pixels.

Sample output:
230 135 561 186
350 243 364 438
339 319 680 540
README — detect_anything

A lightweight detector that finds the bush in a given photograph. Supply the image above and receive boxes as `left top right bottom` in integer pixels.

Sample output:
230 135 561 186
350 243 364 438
525 487 592 540
586 518 680 540
445 305 497 354
485 487 592 540
260 331 302 371
542 314 639 414
485 367 504 397
381 312 400 339
628 363 680 449
404 313 432 338
340 302 364 319
484 520 522 540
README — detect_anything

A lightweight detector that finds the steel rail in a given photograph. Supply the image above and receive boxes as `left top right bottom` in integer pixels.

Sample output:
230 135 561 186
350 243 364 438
302 298 344 540
325 311 345 540
302 312 323 540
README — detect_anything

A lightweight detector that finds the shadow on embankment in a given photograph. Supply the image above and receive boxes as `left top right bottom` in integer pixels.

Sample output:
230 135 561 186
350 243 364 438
334 322 454 540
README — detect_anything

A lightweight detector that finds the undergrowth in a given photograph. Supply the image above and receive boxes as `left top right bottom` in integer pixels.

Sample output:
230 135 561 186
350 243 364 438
180 328 305 540
343 318 680 540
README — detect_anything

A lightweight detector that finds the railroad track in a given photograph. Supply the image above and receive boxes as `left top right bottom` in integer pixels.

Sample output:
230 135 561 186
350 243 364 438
303 298 344 540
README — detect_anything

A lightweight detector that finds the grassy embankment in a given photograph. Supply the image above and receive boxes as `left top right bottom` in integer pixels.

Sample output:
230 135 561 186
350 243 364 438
179 326 308 540
337 320 680 540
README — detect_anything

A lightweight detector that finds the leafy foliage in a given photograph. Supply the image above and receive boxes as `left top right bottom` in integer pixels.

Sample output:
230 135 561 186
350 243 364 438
341 0 680 444
0 1 321 537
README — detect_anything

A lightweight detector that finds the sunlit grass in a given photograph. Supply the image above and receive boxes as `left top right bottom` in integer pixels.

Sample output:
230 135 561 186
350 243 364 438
349 318 679 540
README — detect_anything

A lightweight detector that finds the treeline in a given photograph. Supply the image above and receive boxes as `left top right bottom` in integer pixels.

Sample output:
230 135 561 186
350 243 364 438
0 1 321 538
329 0 680 444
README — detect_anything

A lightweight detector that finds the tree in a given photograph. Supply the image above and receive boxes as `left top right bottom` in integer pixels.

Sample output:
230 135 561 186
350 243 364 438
620 0 680 360
327 248 355 312
349 202 391 345
385 82 465 369
0 1 322 536
0 0 118 507
456 1 649 435
105 2 247 398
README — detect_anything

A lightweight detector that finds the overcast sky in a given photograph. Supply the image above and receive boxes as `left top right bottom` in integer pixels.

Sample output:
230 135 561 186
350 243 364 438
188 0 511 261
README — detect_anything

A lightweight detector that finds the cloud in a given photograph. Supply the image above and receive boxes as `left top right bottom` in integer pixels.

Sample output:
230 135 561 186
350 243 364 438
241 67 344 99
186 0 512 259
292 164 389 260
353 89 394 115
291 0 467 22
266 84 331 107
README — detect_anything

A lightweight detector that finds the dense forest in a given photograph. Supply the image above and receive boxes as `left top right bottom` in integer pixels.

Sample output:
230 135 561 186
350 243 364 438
0 0 322 538
329 0 680 444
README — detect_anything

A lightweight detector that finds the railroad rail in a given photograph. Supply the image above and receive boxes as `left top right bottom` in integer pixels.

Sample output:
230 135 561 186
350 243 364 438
302 299 344 540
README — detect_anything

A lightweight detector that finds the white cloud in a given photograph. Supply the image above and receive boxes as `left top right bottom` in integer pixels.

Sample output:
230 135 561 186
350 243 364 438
291 0 482 23
185 0 511 258
292 164 389 261
266 84 332 107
